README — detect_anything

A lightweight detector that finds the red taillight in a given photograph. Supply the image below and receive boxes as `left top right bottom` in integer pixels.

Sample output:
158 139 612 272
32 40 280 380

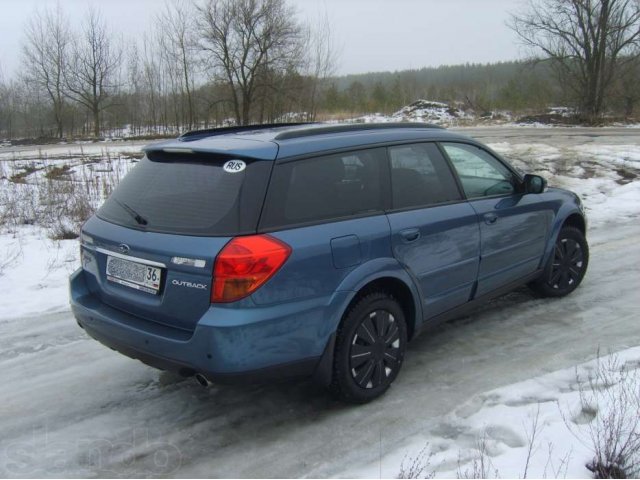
212 234 291 303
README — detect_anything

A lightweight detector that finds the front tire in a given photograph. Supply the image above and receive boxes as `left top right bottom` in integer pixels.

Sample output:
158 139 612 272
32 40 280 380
329 292 407 403
530 226 589 297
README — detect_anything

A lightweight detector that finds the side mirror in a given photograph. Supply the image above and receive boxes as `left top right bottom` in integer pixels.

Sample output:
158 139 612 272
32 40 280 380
523 174 546 194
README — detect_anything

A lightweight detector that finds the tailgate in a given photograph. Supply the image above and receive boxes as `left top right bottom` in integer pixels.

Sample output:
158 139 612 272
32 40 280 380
81 216 227 332
79 151 272 332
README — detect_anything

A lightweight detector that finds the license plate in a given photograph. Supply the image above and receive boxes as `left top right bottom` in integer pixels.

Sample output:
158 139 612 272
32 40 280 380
106 256 162 294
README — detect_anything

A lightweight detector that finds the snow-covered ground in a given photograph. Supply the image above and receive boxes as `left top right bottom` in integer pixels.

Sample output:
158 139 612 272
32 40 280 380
344 346 640 478
352 99 475 126
0 228 78 319
0 127 639 477
343 101 640 129
0 143 143 319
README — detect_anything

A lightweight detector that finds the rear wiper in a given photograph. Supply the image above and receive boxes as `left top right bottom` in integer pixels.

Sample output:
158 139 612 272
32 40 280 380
114 199 148 226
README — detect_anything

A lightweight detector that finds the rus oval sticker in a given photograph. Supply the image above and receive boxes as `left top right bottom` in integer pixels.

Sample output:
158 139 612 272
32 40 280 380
223 160 246 173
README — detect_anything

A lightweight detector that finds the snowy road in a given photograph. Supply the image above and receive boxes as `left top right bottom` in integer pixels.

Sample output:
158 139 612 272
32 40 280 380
454 126 640 144
1 218 639 477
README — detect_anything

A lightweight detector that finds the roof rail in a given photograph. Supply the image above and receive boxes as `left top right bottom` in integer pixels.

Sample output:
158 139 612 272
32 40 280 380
179 122 316 141
273 122 444 140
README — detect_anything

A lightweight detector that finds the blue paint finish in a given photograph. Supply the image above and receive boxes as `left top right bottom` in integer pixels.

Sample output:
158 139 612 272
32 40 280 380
72 268 349 374
201 293 351 371
537 187 586 268
81 215 224 331
276 129 470 159
146 136 279 160
330 235 362 269
387 202 481 318
252 215 391 305
333 257 424 332
467 193 555 297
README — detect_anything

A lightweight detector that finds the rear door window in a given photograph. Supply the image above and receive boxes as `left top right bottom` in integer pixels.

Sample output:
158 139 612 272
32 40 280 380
388 143 462 209
97 153 270 235
260 148 386 229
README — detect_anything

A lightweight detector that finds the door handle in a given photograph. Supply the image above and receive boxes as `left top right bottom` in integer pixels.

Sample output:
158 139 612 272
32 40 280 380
400 228 421 242
484 213 498 225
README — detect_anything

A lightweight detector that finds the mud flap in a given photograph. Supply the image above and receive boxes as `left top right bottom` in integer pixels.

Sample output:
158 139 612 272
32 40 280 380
312 333 336 387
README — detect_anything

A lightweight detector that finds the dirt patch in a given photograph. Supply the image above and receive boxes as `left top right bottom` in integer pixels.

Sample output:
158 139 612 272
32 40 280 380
579 164 599 179
615 167 638 185
118 151 145 160
44 164 72 180
516 113 580 125
9 165 41 183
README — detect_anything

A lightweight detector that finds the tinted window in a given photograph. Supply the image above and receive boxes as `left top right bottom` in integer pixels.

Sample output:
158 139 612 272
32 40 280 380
442 143 516 198
389 143 462 209
97 154 269 235
260 148 385 228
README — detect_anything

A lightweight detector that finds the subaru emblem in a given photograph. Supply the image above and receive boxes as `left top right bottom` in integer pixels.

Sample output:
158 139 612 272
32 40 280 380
118 243 130 254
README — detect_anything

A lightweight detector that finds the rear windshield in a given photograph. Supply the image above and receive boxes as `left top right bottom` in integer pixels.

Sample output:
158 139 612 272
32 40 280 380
97 153 270 236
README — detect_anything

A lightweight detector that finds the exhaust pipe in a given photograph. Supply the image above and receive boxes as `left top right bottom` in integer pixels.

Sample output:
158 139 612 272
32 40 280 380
194 373 211 387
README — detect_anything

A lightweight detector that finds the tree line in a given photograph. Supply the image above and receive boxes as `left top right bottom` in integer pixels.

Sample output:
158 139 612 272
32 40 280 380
0 0 337 140
1 0 639 140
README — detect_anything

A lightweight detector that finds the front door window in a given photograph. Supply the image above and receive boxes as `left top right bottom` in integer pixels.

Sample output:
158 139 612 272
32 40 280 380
442 143 516 198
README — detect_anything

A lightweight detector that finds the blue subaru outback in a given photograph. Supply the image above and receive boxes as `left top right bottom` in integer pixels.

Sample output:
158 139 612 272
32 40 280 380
70 123 588 403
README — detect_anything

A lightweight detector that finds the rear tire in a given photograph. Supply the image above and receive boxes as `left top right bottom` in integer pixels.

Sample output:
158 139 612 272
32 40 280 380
329 292 407 403
530 226 589 297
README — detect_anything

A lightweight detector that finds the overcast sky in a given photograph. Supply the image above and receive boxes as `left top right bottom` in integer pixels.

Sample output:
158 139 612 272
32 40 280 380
0 0 527 79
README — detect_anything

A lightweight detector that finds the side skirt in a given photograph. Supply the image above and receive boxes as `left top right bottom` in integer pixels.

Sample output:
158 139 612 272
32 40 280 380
414 269 543 337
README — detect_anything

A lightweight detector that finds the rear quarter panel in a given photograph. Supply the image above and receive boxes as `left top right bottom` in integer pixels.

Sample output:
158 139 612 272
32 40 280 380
252 215 391 305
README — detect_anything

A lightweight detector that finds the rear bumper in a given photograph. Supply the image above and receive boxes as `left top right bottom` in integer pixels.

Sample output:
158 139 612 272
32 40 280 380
70 268 347 383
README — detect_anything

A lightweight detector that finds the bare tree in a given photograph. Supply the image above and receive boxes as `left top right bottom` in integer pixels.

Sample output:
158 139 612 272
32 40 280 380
140 32 163 133
509 0 640 123
197 0 304 125
65 8 122 137
21 5 71 138
157 1 198 130
126 44 142 135
613 55 640 117
304 10 340 121
0 64 9 138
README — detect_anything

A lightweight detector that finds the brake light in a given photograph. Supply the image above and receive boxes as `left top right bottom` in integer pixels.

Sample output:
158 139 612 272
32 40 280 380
212 235 291 303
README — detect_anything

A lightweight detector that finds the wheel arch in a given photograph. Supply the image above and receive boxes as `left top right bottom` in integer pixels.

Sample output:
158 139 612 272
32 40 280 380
313 262 423 388
540 208 587 270
530 210 589 297
341 275 420 342
562 212 586 234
